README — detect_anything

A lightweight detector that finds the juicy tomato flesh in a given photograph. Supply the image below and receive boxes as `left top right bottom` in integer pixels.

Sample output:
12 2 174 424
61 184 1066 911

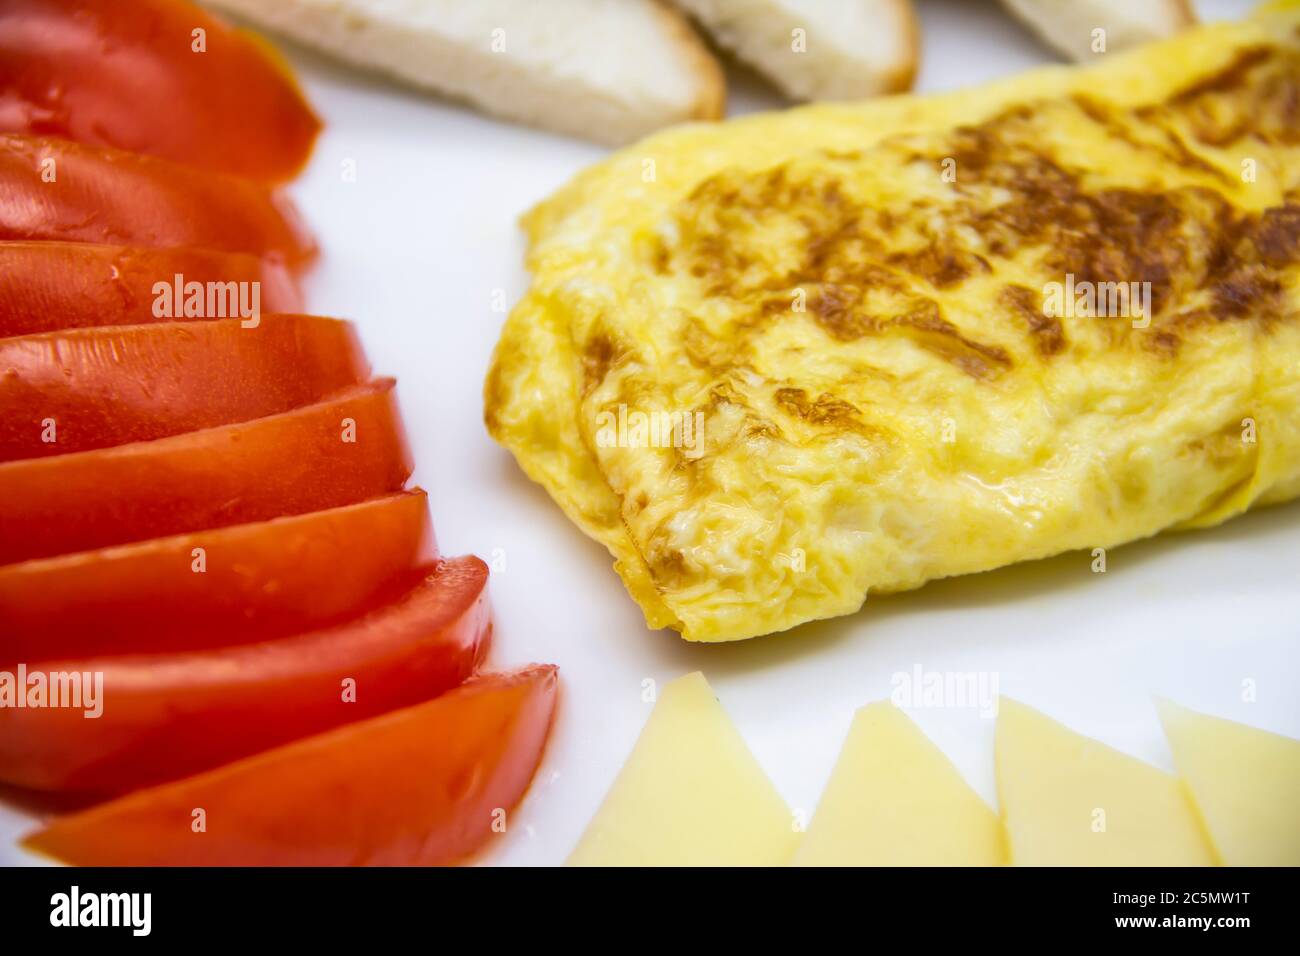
0 242 303 338
0 0 320 181
0 135 316 266
0 490 435 662
0 315 369 461
23 665 559 866
0 379 412 565
0 556 492 794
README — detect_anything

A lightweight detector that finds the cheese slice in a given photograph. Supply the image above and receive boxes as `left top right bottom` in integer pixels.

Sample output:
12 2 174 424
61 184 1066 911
996 698 1214 866
793 702 1005 866
566 671 799 866
1157 699 1300 866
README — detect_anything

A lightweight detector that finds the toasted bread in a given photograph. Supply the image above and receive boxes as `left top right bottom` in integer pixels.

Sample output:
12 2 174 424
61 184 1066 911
204 0 725 146
999 0 1196 61
671 0 919 99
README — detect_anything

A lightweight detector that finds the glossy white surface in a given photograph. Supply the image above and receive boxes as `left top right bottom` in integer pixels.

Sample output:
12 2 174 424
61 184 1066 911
5 0 1291 867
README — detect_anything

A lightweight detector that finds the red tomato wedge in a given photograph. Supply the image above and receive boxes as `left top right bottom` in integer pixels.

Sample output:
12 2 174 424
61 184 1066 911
0 135 316 265
22 665 559 866
0 242 303 337
0 490 434 662
0 0 320 181
0 378 411 565
0 556 492 794
0 315 369 461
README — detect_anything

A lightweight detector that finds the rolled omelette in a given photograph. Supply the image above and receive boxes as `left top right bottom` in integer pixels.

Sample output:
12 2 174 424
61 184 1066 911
486 1 1300 641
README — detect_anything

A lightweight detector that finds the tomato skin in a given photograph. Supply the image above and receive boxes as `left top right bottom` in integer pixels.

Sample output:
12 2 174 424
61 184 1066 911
0 379 412 565
0 0 320 181
0 490 434 661
0 556 491 794
0 315 369 461
0 135 316 265
22 665 558 865
0 242 303 337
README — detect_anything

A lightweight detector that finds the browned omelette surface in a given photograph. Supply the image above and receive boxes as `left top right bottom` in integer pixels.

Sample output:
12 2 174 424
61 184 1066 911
488 4 1300 641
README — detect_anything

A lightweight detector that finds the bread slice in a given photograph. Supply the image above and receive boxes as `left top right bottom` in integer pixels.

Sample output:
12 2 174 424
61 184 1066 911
203 0 725 146
998 0 1196 61
670 0 918 100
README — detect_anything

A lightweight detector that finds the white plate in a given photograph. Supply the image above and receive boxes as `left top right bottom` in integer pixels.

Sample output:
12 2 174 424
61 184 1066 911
4 0 1294 867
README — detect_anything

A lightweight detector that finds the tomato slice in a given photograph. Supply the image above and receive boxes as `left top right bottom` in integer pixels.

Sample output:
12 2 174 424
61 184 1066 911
0 135 316 265
0 489 434 662
0 0 319 181
0 242 303 337
0 378 411 565
0 556 492 794
22 665 558 865
0 315 369 461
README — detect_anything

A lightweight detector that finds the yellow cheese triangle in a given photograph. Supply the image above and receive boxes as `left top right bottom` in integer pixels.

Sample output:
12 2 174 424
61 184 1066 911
793 702 1006 866
996 698 1214 866
566 671 799 866
1158 699 1300 866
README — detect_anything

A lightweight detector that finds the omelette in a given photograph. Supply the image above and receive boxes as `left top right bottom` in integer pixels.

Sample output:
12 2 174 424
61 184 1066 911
486 2 1300 642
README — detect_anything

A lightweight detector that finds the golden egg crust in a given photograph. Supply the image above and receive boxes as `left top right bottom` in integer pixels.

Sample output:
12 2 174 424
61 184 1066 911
486 3 1300 641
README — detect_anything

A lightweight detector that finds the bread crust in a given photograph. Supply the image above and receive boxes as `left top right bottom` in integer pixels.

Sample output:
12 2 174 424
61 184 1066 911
672 0 921 100
999 0 1200 62
1169 0 1199 28
884 0 921 93
649 0 727 120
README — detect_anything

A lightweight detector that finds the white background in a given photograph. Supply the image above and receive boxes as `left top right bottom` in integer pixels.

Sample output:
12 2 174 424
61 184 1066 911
5 0 1294 866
